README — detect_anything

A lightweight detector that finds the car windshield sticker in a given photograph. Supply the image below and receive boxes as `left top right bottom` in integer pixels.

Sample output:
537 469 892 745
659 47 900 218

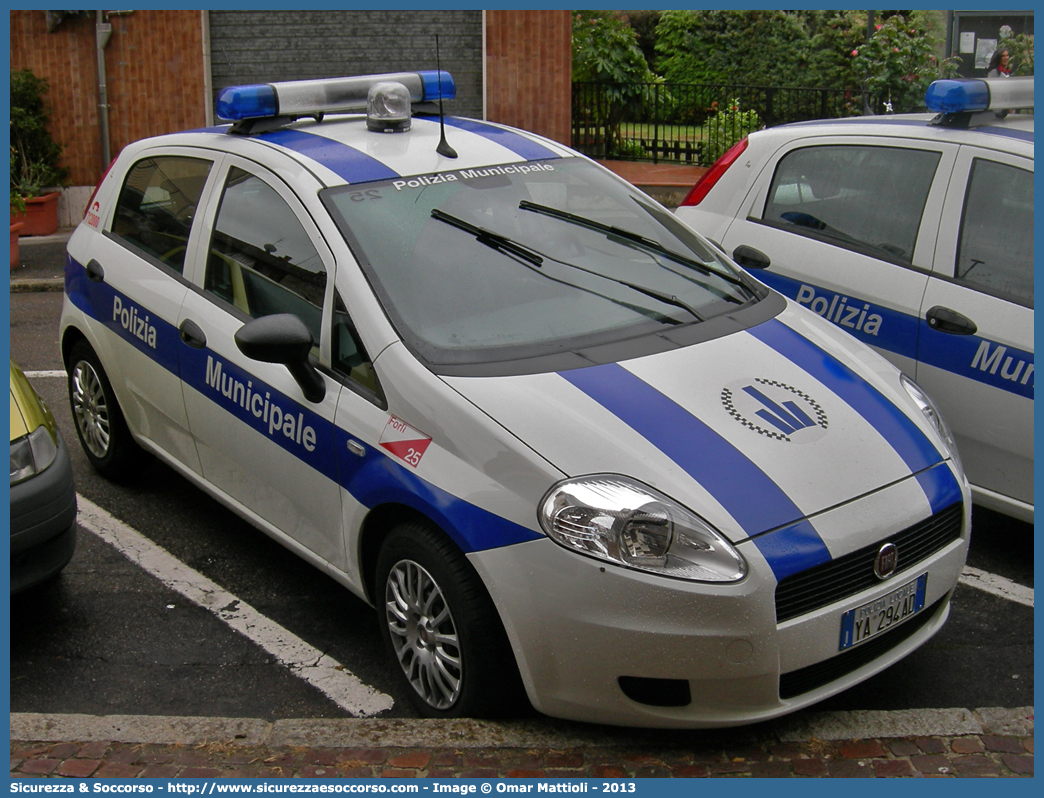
390 162 557 193
379 416 432 468
85 200 101 229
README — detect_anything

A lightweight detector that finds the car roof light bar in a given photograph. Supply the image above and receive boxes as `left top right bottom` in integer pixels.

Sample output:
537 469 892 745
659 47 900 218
215 70 456 123
925 76 1033 127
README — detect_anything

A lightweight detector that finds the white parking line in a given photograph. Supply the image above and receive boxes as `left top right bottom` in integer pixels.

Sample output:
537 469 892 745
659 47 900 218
75 495 395 717
25 370 67 379
959 565 1034 608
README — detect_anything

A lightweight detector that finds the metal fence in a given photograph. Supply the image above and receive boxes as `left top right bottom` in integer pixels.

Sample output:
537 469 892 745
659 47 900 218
572 82 894 165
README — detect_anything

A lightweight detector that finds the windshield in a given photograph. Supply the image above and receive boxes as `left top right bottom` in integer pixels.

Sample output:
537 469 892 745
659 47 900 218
323 158 762 370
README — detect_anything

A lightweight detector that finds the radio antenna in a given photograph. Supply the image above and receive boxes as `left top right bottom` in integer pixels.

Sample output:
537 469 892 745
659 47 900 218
435 34 458 158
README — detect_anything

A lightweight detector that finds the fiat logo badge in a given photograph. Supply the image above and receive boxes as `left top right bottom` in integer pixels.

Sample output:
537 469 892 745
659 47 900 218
874 543 898 580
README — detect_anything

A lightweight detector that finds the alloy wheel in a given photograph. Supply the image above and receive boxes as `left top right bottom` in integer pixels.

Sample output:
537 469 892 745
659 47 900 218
384 559 462 710
71 359 111 459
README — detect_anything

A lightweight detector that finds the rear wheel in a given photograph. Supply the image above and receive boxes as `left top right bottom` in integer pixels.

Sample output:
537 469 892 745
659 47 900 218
376 521 526 718
67 340 141 479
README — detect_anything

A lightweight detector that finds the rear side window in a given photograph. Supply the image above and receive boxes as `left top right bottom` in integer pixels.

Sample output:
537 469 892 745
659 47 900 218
764 145 940 265
204 167 327 343
955 158 1033 307
111 156 212 274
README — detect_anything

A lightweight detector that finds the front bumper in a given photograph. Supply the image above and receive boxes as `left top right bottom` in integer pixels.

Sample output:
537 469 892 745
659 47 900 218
10 431 78 593
470 466 970 728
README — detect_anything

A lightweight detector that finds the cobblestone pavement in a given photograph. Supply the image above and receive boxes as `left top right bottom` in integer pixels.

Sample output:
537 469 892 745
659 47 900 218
9 711 1034 779
9 733 1035 778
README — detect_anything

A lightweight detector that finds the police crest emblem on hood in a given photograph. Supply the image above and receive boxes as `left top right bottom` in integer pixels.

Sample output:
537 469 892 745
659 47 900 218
722 378 828 443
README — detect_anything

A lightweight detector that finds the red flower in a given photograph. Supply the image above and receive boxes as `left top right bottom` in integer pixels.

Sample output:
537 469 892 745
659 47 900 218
852 49 859 57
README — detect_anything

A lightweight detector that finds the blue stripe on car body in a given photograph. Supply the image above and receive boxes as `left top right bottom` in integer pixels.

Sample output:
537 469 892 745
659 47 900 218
562 364 826 532
757 270 919 360
748 520 835 583
63 256 540 554
974 126 1033 143
919 319 1034 399
759 272 1032 399
64 254 181 375
560 362 833 579
749 319 943 473
260 129 400 184
914 462 965 515
441 117 562 161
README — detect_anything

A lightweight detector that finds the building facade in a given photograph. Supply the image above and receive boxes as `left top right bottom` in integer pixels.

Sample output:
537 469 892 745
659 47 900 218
9 9 571 223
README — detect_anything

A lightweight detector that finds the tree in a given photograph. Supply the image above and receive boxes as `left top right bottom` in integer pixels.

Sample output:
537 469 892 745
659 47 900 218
848 12 959 112
572 10 656 85
10 68 68 197
1004 32 1034 76
572 11 659 157
654 10 815 87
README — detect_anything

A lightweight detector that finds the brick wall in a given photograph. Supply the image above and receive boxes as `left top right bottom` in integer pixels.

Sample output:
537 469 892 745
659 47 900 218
10 10 206 188
10 9 572 194
484 10 572 145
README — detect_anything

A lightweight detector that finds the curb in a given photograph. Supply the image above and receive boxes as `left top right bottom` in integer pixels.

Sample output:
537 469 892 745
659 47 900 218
11 708 1034 749
10 278 63 293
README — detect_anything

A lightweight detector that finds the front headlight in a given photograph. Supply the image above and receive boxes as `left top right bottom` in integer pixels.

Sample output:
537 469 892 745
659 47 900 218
539 475 747 582
10 426 58 486
901 374 964 476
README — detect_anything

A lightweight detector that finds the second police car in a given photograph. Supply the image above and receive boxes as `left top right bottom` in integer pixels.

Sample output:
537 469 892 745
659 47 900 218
675 77 1034 524
60 70 970 727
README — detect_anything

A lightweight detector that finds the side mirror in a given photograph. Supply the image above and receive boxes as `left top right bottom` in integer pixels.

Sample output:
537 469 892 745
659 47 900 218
234 314 326 403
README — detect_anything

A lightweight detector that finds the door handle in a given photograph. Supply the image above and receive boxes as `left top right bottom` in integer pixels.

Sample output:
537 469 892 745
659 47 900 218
179 319 207 349
732 245 771 270
86 259 105 282
926 306 977 336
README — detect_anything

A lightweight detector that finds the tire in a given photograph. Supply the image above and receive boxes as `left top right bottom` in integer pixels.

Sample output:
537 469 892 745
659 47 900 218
375 522 526 718
67 340 141 479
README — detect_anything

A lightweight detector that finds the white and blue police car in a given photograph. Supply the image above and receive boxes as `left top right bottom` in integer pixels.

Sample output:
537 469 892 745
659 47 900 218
61 70 970 727
676 77 1033 524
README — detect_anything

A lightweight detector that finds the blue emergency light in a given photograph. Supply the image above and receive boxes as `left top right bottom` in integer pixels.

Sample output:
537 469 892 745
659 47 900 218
215 70 456 122
925 76 1033 115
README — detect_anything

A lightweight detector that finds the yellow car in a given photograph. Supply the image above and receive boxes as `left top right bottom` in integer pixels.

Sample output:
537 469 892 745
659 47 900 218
10 360 77 592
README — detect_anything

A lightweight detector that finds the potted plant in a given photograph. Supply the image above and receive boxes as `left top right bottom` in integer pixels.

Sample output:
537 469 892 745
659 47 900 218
10 189 25 269
10 144 27 267
10 68 68 237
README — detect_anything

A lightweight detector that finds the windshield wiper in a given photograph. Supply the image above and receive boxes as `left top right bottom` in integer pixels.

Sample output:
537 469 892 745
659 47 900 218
518 200 753 295
430 208 705 321
431 208 544 266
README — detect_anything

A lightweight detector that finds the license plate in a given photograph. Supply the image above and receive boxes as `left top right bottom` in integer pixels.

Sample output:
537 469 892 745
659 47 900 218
839 574 928 650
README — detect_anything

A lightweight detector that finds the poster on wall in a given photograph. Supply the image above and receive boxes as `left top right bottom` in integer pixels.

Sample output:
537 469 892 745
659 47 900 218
975 37 998 69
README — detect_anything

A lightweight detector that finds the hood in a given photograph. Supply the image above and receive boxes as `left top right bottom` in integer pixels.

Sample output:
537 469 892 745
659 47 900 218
10 360 52 442
444 310 946 544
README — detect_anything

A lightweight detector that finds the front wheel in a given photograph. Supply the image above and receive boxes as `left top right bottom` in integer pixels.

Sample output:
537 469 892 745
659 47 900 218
67 340 141 479
375 522 526 718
